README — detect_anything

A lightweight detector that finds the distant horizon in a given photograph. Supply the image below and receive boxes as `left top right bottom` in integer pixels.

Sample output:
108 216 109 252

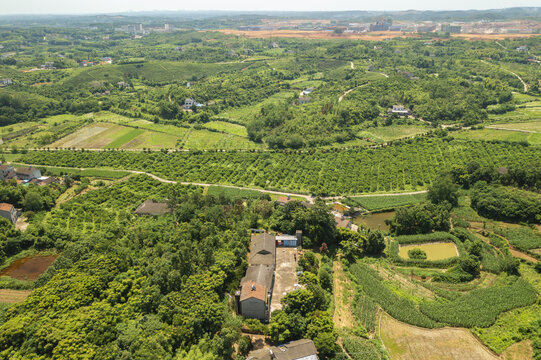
1 1 541 16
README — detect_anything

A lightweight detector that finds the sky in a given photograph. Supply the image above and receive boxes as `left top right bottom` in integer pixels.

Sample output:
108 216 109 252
0 0 540 15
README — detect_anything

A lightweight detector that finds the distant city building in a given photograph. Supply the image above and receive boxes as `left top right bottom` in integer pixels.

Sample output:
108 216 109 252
441 24 462 33
370 18 392 31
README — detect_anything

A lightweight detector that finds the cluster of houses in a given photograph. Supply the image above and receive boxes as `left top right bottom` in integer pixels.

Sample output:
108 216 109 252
0 165 58 186
184 97 205 109
79 60 94 67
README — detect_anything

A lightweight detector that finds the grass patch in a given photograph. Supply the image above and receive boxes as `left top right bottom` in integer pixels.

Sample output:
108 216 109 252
345 193 427 211
206 186 263 200
105 128 145 149
203 121 248 137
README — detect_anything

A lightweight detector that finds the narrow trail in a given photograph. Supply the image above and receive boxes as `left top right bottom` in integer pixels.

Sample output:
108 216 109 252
480 59 529 92
8 161 429 203
338 85 364 102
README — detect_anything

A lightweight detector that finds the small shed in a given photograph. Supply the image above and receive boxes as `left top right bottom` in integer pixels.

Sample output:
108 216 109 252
276 235 298 247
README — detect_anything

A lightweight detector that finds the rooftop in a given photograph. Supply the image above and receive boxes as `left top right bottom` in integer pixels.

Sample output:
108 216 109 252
240 280 267 302
241 264 274 292
247 339 318 360
0 203 14 212
250 233 276 265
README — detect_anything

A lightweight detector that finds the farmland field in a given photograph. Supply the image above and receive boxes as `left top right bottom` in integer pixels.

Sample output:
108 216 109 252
357 125 429 143
203 121 248 137
399 242 459 261
0 254 57 281
453 128 541 145
0 289 32 303
345 192 427 210
378 313 498 360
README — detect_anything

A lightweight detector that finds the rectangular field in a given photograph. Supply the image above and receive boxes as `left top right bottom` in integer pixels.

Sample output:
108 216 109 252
453 128 541 145
346 193 427 211
399 242 459 261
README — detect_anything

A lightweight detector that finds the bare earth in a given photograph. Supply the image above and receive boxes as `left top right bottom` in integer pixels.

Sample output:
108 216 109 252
333 260 356 329
270 248 298 315
217 29 540 41
379 313 498 360
501 340 533 360
52 124 110 148
0 289 31 303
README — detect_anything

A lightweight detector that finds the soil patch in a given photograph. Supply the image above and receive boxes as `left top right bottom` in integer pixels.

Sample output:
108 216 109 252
501 340 533 360
333 260 356 329
379 312 498 360
0 289 32 303
0 254 57 281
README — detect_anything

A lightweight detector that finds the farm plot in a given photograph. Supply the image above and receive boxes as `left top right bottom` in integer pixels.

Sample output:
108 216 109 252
379 313 498 360
399 243 459 261
0 289 32 303
52 122 181 149
357 125 429 143
203 121 248 137
346 193 427 211
0 254 57 281
453 128 541 145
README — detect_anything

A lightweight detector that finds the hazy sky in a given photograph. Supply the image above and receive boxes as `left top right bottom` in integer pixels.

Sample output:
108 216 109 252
0 0 539 15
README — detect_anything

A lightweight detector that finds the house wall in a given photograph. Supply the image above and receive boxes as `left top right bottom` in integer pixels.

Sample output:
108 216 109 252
0 209 16 224
240 298 267 320
283 239 297 247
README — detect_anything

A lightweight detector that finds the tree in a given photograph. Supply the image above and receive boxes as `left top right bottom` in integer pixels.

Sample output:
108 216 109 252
364 231 385 256
23 192 43 212
408 248 427 260
428 175 459 207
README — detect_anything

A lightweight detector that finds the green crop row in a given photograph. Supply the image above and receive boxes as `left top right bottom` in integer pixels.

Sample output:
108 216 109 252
419 278 537 328
349 262 441 328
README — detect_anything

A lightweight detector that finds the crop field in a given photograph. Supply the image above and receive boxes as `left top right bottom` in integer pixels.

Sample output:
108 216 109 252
357 125 429 143
0 289 32 303
345 193 427 210
206 186 263 199
378 313 498 360
399 242 459 261
487 121 541 132
203 121 248 136
453 128 541 145
488 103 541 123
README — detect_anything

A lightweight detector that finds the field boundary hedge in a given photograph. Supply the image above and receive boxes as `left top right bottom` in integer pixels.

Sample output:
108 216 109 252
390 232 465 268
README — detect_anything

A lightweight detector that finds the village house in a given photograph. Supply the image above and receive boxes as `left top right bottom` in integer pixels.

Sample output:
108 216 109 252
389 105 411 116
0 78 13 87
276 231 302 247
298 96 311 105
516 45 529 52
0 165 15 180
101 57 113 64
237 264 274 320
40 62 55 70
237 233 276 320
78 60 94 67
302 88 314 95
134 200 171 216
184 97 205 109
247 339 318 360
29 177 60 186
15 167 41 181
0 203 18 224
117 81 130 88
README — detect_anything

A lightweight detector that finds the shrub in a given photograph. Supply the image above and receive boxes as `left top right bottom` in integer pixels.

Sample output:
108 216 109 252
408 248 427 259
